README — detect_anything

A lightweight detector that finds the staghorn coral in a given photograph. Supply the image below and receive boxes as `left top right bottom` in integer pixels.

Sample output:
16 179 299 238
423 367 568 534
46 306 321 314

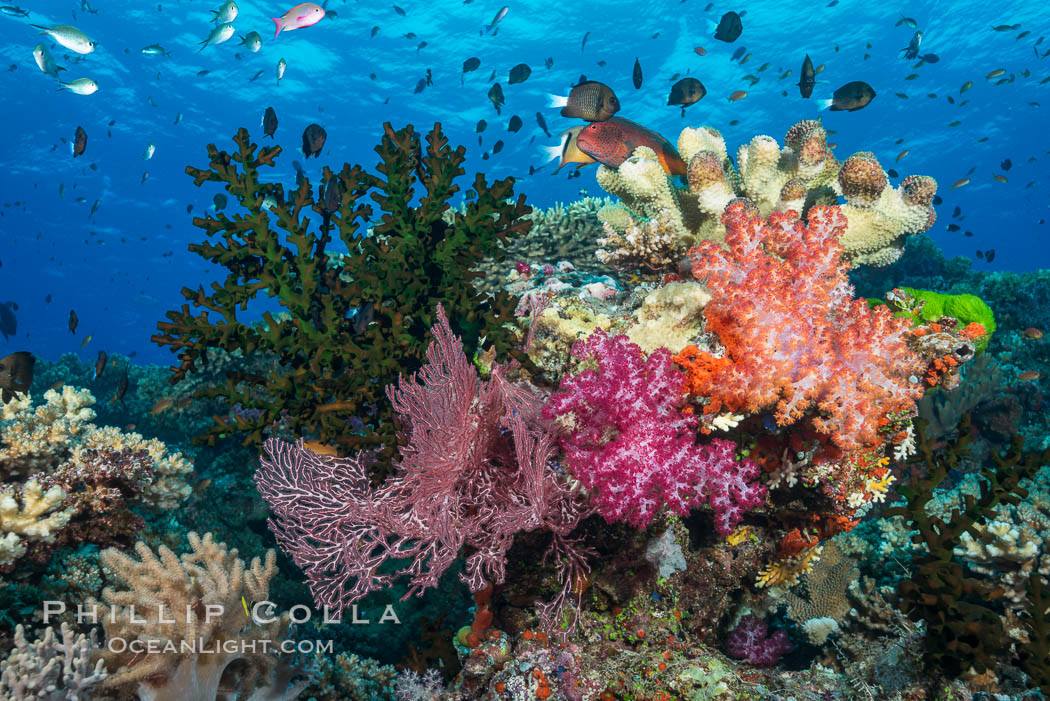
0 480 73 567
153 123 533 468
95 531 310 701
0 623 108 700
593 119 936 272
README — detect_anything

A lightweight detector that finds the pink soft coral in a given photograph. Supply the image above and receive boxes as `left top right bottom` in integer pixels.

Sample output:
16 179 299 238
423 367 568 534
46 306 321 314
688 200 925 452
542 330 764 533
726 614 792 667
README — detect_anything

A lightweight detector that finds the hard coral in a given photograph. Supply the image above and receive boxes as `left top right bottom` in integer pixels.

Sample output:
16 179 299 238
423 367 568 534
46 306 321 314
542 329 764 533
154 123 532 467
686 200 925 453
593 119 937 271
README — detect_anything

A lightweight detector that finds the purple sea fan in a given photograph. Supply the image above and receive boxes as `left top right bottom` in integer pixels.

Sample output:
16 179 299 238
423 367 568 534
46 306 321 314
255 305 593 621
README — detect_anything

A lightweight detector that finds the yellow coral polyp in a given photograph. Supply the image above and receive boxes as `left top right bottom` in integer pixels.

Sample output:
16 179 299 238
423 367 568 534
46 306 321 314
865 472 896 502
756 544 823 588
727 525 753 547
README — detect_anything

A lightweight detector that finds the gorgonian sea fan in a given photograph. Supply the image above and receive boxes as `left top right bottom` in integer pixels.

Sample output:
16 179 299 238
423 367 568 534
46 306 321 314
543 330 764 533
255 306 592 622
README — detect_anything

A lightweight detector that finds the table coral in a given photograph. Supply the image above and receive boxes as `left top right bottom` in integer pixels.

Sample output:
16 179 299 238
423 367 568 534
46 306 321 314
592 119 936 271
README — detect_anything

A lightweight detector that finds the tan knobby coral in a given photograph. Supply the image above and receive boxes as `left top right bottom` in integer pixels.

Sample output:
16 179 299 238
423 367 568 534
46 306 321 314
0 479 73 566
95 532 309 701
0 387 191 510
593 119 937 269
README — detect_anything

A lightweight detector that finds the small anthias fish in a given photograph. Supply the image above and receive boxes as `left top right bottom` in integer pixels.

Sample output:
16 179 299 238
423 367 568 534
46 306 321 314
59 78 98 95
575 117 686 175
542 125 597 172
31 24 96 54
667 77 706 107
549 81 620 121
712 11 743 43
111 366 129 406
797 54 815 98
199 23 235 51
277 57 287 86
239 31 263 53
483 6 508 35
211 0 238 23
73 126 87 157
632 58 642 89
301 123 327 158
141 43 171 56
272 3 325 39
900 30 922 60
33 43 65 78
818 81 875 111
262 106 278 138
0 6 30 17
69 309 78 334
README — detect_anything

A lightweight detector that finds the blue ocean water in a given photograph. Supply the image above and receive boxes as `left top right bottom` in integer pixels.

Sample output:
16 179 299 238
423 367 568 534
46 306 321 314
0 0 1047 365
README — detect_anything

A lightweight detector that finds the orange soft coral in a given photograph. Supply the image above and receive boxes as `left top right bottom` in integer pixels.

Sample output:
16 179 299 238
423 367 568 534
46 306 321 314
688 200 926 452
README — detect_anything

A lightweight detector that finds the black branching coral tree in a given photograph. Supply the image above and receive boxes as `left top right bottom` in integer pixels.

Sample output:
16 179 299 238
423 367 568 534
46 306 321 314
153 123 532 465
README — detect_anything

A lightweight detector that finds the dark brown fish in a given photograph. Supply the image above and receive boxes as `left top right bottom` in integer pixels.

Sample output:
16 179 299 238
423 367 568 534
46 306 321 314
549 80 620 121
262 106 278 138
1001 158 1012 171
68 309 78 334
535 111 550 137
111 366 129 406
820 81 876 111
492 140 504 154
507 115 523 132
0 351 34 403
713 11 743 42
462 56 480 84
488 83 504 114
94 349 107 380
667 77 706 107
0 302 15 340
798 54 815 98
73 126 87 157
508 63 531 84
301 123 327 158
632 57 642 89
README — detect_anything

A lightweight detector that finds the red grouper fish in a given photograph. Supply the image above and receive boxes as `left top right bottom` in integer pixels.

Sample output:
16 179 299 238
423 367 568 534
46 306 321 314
272 3 326 38
575 117 687 175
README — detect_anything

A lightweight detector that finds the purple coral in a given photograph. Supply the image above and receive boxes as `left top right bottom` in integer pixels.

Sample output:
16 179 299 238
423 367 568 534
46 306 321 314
542 330 765 533
255 305 592 620
725 614 792 667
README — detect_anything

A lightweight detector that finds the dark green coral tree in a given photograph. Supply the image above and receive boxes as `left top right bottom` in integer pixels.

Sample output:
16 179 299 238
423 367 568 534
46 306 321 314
153 123 532 464
885 415 1050 682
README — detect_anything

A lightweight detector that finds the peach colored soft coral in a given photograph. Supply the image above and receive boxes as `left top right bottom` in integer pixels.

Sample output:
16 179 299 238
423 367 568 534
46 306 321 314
687 200 925 452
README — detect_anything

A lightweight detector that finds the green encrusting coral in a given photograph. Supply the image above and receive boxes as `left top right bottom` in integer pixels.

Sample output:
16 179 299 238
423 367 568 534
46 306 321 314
885 415 1050 683
869 288 996 352
153 123 532 463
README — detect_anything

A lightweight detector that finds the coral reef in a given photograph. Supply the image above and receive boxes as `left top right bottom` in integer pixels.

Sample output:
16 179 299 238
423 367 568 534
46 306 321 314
154 123 533 467
593 119 936 272
0 623 108 700
255 306 592 630
543 329 764 533
94 531 310 700
0 480 72 567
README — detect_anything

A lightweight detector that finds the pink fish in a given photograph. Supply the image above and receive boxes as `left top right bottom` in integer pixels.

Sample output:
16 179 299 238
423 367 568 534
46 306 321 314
271 2 325 38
